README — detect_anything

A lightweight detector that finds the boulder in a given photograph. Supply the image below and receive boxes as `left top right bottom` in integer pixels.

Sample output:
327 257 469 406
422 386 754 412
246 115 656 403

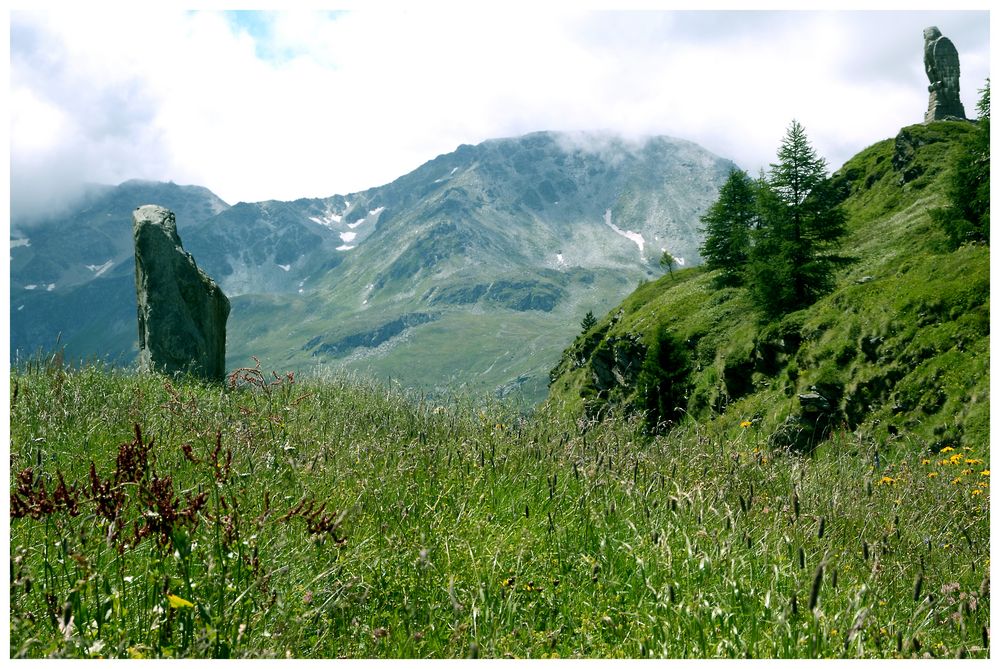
133 205 230 381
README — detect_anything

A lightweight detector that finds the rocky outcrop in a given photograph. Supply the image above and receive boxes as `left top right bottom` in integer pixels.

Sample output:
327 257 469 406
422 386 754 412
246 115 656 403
133 205 230 381
304 312 438 356
923 26 966 123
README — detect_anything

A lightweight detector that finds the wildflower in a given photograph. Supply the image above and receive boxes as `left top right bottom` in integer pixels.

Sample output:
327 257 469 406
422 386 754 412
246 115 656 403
965 458 983 465
878 476 896 486
962 469 973 476
981 470 990 477
166 593 195 609
740 420 752 428
941 446 955 453
921 459 931 465
928 472 939 478
972 489 983 496
952 477 963 485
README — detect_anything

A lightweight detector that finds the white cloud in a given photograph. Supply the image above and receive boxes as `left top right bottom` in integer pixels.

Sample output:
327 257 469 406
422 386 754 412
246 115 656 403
8 8 991 219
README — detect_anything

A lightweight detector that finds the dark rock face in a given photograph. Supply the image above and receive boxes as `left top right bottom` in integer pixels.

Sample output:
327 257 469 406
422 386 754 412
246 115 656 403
304 312 438 357
133 205 230 381
923 26 966 123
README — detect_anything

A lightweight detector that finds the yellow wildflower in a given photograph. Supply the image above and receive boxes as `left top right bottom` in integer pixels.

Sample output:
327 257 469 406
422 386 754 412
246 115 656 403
740 420 752 428
950 453 964 464
927 472 939 478
166 594 195 609
921 458 931 465
982 470 991 477
972 489 983 496
878 476 896 485
965 458 983 465
941 446 955 453
962 469 973 476
951 477 963 485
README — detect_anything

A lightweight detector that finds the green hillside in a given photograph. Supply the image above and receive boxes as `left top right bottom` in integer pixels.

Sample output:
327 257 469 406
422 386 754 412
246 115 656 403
9 122 990 659
547 121 989 453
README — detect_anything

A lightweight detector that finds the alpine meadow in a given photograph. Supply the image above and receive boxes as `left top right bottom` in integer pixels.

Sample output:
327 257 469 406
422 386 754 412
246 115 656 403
8 11 991 660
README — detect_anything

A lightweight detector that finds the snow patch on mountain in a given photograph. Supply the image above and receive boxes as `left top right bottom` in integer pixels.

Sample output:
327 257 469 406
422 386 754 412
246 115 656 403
278 264 291 272
309 212 342 227
86 260 113 277
337 245 355 251
604 209 645 254
340 231 357 243
11 238 30 249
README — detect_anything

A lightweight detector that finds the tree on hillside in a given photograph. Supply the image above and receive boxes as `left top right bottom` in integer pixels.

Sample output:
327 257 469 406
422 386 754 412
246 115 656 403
748 120 846 317
934 78 990 247
699 168 759 286
659 251 677 279
636 326 691 432
580 310 598 332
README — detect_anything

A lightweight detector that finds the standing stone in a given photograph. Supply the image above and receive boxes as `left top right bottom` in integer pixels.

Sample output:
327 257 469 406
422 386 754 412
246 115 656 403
133 205 230 381
923 26 966 123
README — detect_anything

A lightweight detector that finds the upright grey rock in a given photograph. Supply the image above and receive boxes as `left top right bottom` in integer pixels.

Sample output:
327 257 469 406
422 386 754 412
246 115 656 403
923 26 966 123
133 205 230 381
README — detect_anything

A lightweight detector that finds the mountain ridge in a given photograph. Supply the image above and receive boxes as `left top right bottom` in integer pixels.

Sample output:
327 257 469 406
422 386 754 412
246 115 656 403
11 130 735 401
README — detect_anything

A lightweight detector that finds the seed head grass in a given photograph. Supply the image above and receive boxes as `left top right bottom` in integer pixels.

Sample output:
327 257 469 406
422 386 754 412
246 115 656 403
8 361 989 658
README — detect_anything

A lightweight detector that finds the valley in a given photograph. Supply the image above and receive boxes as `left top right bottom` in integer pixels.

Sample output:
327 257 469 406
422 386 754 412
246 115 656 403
10 131 734 402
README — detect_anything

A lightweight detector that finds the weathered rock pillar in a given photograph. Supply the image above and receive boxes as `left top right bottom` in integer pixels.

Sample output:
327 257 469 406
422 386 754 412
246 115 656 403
923 26 966 123
133 204 230 381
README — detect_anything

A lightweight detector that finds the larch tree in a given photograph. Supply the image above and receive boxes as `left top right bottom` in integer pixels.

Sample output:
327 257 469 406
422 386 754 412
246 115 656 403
748 120 846 317
699 168 759 286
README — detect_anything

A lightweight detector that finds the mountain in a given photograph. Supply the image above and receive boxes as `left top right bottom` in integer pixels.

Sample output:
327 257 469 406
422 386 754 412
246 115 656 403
546 121 989 450
10 131 735 401
10 181 229 361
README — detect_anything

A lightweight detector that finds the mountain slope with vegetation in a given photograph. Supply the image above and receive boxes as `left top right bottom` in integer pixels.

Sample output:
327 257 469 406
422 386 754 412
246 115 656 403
547 120 989 453
8 120 990 660
10 132 733 402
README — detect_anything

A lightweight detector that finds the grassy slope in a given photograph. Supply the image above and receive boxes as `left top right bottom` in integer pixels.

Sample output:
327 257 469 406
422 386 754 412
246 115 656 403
547 121 989 454
8 362 990 658
8 123 990 660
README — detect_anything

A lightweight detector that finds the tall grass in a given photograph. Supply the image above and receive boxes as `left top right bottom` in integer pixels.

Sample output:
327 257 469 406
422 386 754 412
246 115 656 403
9 359 990 658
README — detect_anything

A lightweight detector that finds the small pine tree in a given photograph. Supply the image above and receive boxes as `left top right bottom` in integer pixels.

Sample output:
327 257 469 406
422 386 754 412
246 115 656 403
748 120 846 317
699 168 758 286
580 310 598 332
636 326 691 432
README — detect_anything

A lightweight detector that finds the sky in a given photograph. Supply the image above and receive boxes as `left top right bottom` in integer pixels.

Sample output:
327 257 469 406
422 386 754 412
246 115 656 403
7 6 992 221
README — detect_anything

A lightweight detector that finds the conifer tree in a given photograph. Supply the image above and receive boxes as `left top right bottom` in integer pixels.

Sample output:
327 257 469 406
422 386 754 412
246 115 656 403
934 78 990 247
699 168 758 286
580 310 598 332
748 121 846 317
636 326 691 432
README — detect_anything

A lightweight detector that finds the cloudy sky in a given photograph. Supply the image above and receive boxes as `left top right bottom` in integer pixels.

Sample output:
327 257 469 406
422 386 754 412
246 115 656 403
8 6 991 220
